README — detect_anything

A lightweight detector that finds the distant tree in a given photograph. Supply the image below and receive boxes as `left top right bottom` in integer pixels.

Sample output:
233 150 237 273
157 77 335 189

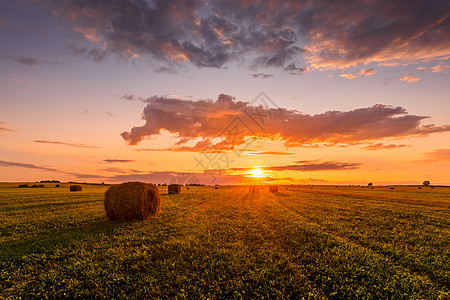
368 183 373 187
423 180 430 186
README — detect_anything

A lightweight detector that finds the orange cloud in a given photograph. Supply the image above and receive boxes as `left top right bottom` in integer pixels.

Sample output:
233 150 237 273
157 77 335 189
34 140 100 149
340 73 356 79
362 143 409 150
431 63 450 73
399 74 421 82
360 68 377 77
122 94 450 148
424 149 450 161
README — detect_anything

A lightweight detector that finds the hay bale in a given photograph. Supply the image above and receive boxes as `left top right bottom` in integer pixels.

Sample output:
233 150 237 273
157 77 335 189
269 185 278 193
70 185 82 191
18 184 28 188
215 187 218 189
55 184 60 187
168 184 181 194
390 187 394 190
249 185 260 193
104 182 161 220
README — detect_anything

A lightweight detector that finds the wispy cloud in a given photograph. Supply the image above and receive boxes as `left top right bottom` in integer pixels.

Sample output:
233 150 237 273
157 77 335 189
99 167 143 174
0 160 99 179
121 94 450 148
360 68 378 77
34 140 100 149
399 73 421 82
248 151 294 155
340 73 356 79
424 149 450 161
103 159 136 163
362 143 409 150
431 63 450 73
0 122 17 133
1 54 60 66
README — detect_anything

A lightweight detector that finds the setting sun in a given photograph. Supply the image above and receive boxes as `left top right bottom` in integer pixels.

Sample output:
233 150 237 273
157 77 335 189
251 168 264 177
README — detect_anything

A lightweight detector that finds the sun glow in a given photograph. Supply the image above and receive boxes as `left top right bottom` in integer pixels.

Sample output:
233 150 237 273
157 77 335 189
251 168 264 177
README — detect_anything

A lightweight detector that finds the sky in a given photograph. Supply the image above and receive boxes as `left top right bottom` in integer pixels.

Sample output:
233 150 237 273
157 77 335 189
1 0 450 185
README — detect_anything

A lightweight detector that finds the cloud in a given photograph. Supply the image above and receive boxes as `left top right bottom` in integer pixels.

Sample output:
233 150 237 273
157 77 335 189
121 94 450 148
264 160 361 172
0 122 16 133
252 73 274 79
33 0 450 71
362 143 409 150
0 160 99 179
340 73 356 79
417 66 427 71
399 73 421 82
99 167 143 174
298 177 329 183
340 69 377 79
424 149 450 161
34 140 100 149
248 151 294 155
360 68 378 77
431 63 450 73
1 54 60 66
103 159 136 163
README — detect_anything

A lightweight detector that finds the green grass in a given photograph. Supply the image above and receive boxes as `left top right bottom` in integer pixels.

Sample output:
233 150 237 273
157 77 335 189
0 184 449 299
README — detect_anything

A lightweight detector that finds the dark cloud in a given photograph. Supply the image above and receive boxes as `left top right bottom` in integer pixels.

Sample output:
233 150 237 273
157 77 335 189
265 160 361 171
0 54 60 66
121 94 450 148
103 159 136 163
32 0 449 71
362 143 409 150
0 159 99 179
65 44 109 63
34 140 100 149
228 160 361 172
224 160 361 172
252 73 274 79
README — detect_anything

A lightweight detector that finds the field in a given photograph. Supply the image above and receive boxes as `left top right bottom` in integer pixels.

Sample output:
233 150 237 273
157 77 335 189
0 183 449 299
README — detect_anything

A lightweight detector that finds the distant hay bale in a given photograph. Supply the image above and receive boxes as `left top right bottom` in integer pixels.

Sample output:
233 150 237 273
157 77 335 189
215 187 218 189
104 182 161 220
249 185 260 193
168 184 181 194
70 185 82 191
18 184 28 188
390 187 394 190
55 184 60 187
269 185 278 193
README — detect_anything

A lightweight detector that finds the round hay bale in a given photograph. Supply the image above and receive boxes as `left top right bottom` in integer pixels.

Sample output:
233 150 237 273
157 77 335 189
168 184 181 194
104 182 161 220
269 185 278 193
70 185 82 191
215 187 218 189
